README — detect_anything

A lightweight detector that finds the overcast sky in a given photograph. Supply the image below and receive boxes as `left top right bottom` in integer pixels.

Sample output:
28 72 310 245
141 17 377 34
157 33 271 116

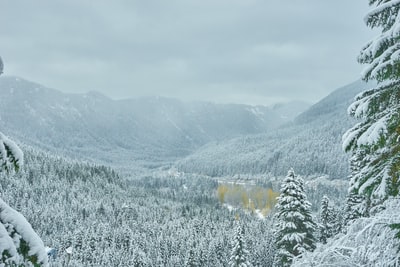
0 0 375 105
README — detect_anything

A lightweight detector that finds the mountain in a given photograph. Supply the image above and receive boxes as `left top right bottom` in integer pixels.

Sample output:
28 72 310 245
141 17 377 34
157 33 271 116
271 101 311 120
175 80 375 179
0 76 307 169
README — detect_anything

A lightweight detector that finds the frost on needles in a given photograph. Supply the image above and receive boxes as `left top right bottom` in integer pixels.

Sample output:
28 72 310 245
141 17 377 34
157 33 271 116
343 0 400 209
273 169 316 267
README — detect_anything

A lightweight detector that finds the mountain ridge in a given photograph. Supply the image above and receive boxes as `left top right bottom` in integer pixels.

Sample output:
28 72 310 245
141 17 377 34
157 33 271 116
175 80 374 179
0 76 307 169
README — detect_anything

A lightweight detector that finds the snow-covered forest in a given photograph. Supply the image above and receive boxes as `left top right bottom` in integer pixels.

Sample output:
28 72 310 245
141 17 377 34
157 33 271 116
1 0 400 266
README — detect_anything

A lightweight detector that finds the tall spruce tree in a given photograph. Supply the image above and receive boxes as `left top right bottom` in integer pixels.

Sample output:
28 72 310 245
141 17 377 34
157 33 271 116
273 169 316 267
343 0 400 210
319 195 338 243
229 224 250 267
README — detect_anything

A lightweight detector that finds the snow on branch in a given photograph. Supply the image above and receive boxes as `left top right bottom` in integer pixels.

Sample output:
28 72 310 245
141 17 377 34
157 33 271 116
293 198 400 267
0 197 48 265
365 0 400 28
0 132 24 172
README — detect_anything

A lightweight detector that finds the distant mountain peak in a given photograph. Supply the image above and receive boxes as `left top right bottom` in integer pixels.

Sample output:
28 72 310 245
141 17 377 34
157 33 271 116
0 76 299 169
270 100 311 122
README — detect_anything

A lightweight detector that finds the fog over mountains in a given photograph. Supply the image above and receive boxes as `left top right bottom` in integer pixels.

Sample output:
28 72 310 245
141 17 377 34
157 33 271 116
0 76 309 169
176 80 374 179
0 76 373 179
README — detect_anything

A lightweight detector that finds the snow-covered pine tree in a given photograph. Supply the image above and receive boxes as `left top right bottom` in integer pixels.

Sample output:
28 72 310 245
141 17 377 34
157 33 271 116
273 169 316 267
0 59 48 266
319 195 336 243
229 224 250 267
343 193 368 227
185 240 199 267
342 0 400 209
358 0 400 83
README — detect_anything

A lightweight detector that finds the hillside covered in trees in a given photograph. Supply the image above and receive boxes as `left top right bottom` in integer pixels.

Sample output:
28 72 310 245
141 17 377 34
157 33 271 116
1 0 400 266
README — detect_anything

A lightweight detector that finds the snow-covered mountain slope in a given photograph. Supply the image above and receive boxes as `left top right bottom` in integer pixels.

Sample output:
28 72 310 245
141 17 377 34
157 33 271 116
0 76 306 168
175 80 375 179
271 101 311 120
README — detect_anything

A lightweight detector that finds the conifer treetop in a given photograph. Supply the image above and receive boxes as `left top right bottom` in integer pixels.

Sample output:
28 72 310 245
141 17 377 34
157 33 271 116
359 0 400 82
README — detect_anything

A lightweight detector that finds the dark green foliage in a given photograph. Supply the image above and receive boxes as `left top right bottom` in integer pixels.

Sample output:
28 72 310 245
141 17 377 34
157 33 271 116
344 82 400 206
390 223 400 239
345 0 400 210
0 138 21 173
1 250 11 265
342 1 400 257
359 1 400 82
390 223 400 252
17 239 40 266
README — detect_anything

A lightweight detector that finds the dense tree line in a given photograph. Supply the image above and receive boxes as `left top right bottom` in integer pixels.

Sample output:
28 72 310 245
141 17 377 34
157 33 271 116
4 0 400 265
0 149 279 266
176 119 353 180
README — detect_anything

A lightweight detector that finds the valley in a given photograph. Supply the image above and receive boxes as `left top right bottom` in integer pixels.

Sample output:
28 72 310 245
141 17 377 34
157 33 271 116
2 1 400 266
0 76 309 170
0 75 394 266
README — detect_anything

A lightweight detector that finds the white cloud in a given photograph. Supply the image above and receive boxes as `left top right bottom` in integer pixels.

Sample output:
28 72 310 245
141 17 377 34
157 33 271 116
0 0 372 105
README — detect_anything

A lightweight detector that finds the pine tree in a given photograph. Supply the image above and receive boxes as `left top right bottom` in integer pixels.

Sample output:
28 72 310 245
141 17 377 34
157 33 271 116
185 241 198 267
358 0 400 83
229 224 250 267
343 193 368 227
273 169 316 267
342 0 400 209
319 195 336 243
0 59 48 266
